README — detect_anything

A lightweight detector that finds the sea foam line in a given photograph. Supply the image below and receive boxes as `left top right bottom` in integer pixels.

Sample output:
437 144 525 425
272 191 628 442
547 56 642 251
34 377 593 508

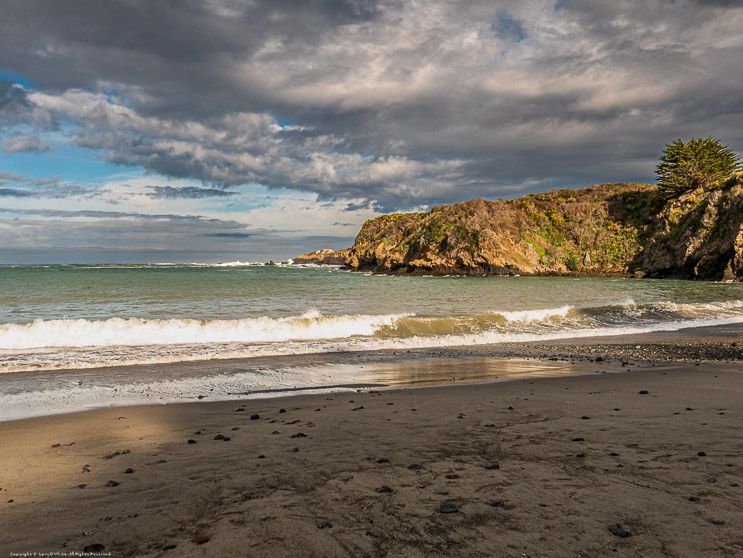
3 312 743 374
0 310 411 350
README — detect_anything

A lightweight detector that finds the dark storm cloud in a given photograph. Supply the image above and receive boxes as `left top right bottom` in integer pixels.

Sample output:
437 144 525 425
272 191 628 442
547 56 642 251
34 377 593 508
0 0 742 210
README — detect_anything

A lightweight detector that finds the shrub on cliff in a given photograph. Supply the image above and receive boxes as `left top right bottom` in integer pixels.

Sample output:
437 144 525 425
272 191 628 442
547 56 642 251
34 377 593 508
656 137 741 197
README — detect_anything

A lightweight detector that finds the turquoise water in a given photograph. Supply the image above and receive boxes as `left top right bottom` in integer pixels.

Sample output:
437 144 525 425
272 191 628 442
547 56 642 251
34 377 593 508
2 263 743 373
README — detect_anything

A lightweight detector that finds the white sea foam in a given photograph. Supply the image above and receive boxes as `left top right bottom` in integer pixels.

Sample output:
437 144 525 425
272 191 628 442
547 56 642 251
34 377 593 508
648 299 743 315
3 310 743 374
497 305 573 322
3 298 743 373
0 310 411 350
185 260 258 267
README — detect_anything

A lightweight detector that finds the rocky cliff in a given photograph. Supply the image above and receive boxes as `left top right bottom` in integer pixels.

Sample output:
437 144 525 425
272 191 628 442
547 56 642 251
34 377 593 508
294 248 348 266
344 174 743 281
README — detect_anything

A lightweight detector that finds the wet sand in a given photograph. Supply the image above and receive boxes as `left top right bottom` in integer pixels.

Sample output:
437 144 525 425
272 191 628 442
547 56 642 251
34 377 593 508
1 356 742 556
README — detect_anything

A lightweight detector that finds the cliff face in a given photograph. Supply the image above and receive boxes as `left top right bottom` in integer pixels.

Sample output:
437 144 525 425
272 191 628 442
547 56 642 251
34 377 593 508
641 174 743 281
345 175 743 281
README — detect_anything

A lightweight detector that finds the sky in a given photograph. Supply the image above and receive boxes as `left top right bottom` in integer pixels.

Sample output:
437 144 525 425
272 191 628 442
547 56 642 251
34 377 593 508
0 0 742 263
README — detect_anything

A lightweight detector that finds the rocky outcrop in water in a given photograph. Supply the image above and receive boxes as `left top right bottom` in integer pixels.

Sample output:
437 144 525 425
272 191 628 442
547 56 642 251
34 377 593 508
343 174 743 281
294 248 348 266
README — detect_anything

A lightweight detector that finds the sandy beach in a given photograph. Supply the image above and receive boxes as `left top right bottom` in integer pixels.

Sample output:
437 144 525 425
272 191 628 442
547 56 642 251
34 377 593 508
1 335 742 557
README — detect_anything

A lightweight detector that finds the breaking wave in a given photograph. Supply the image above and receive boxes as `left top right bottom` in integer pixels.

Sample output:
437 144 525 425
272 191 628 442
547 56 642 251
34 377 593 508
0 310 410 350
2 299 743 372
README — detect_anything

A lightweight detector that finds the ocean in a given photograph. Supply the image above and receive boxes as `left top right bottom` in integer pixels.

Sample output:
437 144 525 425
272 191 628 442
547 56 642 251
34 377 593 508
2 263 743 420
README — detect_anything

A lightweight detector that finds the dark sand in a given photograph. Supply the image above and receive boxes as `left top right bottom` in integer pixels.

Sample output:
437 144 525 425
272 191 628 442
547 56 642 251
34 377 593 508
1 328 742 557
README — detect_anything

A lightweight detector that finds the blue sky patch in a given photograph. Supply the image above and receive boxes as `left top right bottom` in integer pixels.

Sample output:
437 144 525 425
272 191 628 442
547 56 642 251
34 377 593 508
492 12 528 45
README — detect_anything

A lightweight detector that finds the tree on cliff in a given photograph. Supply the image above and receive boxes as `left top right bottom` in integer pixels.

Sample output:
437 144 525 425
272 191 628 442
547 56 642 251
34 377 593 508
656 137 741 197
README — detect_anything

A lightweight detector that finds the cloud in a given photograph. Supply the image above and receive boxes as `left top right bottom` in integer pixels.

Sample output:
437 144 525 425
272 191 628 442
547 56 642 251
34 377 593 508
0 172 101 198
0 171 37 182
0 205 354 263
0 206 246 223
0 188 36 197
0 133 53 153
147 186 239 199
205 232 253 239
0 0 741 213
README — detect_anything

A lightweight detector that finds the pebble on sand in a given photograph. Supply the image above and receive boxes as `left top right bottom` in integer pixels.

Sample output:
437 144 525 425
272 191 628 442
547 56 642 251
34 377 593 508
317 521 333 529
439 502 458 514
106 480 119 487
609 524 631 537
712 518 726 525
192 534 210 544
376 485 393 493
250 413 260 420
